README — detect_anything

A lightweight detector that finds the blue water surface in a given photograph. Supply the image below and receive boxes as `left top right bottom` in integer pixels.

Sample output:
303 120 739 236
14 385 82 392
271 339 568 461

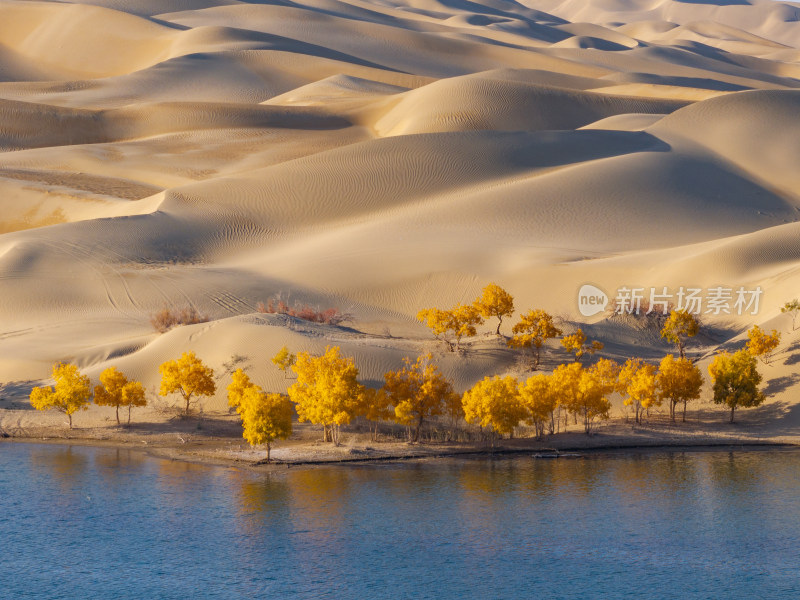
1 442 799 599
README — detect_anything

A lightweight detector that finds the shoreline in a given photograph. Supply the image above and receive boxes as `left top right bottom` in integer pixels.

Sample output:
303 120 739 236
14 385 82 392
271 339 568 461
4 424 798 470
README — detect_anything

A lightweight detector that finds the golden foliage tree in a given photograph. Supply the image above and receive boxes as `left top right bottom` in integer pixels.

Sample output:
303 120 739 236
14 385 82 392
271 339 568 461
271 346 297 378
227 368 254 413
360 387 393 441
462 376 526 443
518 373 557 438
746 325 781 364
561 328 603 362
93 366 146 425
158 351 216 415
239 386 293 462
29 363 92 429
550 362 612 434
656 354 703 422
708 349 765 423
289 346 363 445
474 283 514 335
660 309 699 359
417 304 483 352
383 353 459 443
508 309 562 370
618 358 658 424
781 299 800 331
591 358 622 396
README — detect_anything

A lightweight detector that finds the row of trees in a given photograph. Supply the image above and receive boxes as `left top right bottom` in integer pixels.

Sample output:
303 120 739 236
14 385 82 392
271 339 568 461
27 286 792 457
28 352 218 428
419 285 790 367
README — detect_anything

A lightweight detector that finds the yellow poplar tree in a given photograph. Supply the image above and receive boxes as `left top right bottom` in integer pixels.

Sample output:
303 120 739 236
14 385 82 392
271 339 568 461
660 309 699 359
158 351 216 415
383 353 459 443
93 366 146 425
289 346 363 445
227 368 254 414
591 358 621 396
239 386 293 462
271 346 297 378
519 373 557 438
561 329 604 362
360 387 393 441
29 363 92 429
551 362 612 434
708 349 765 423
508 309 562 370
474 283 514 335
417 304 483 352
746 325 781 364
656 354 703 422
781 299 800 331
462 376 526 443
618 359 658 424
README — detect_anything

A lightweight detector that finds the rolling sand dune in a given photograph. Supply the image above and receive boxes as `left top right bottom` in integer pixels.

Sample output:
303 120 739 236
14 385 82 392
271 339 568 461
1 0 799 434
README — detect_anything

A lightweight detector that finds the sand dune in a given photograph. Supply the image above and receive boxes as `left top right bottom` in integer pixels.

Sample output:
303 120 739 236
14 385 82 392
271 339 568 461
0 0 799 430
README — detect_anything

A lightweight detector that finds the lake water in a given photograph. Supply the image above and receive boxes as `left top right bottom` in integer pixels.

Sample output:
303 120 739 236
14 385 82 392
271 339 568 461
2 443 799 599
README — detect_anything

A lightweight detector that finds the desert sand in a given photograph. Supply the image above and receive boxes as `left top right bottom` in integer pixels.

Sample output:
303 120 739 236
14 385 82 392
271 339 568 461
1 0 799 460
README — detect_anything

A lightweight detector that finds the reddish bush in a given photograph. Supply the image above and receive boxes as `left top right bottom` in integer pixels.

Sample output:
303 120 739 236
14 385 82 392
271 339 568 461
256 295 352 326
150 306 209 333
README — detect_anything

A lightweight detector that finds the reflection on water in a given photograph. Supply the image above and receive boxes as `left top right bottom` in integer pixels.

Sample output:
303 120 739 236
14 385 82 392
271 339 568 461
3 444 800 599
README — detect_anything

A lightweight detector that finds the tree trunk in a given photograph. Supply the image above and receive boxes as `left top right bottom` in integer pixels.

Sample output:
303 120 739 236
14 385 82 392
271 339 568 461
413 414 423 443
115 405 120 425
495 319 502 335
184 394 191 415
730 405 736 423
68 413 73 429
128 405 132 426
682 400 687 422
678 339 685 360
266 441 271 463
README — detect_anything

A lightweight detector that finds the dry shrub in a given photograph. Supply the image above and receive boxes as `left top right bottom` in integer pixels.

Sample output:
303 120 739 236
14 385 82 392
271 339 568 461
257 295 352 325
150 306 209 333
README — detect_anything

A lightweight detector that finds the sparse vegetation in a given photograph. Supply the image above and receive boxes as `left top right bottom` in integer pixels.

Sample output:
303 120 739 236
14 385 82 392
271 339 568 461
747 325 781 364
507 309 562 370
150 306 209 333
660 309 699 359
561 328 603 362
257 295 352 326
417 304 483 352
271 346 297 378
781 299 800 331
